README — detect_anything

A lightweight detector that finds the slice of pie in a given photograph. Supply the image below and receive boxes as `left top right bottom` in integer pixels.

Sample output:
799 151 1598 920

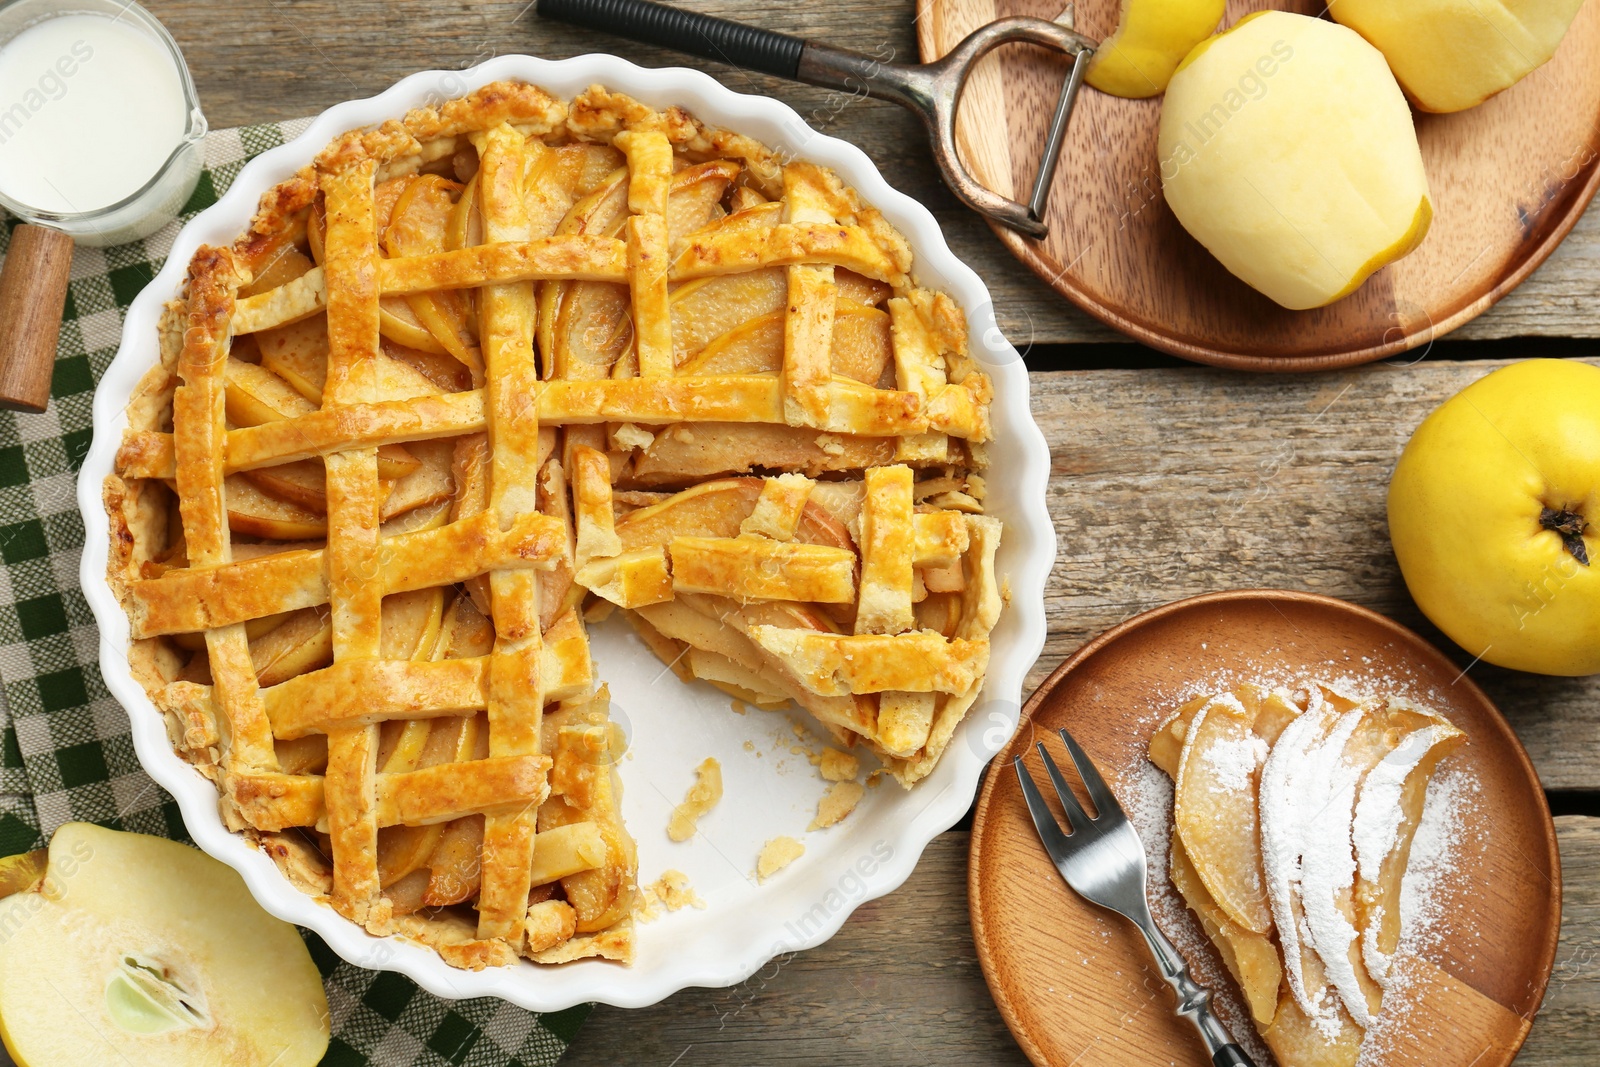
1151 683 1463 1065
103 81 1001 968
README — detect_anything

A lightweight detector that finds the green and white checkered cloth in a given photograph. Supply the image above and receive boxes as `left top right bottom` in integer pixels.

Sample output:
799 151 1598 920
0 120 589 1067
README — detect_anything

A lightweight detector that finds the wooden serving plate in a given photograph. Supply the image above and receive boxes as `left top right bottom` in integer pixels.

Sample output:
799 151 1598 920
969 590 1561 1067
917 0 1600 369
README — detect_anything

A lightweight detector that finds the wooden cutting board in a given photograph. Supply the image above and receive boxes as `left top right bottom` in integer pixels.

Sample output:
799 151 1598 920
968 591 1562 1067
917 0 1600 369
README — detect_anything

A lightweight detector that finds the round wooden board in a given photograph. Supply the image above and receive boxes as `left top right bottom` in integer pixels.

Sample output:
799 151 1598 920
917 0 1600 370
968 590 1561 1067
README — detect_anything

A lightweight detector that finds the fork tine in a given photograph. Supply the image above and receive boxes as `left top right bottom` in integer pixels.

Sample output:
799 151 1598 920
1012 757 1075 861
1036 741 1093 829
1056 727 1121 820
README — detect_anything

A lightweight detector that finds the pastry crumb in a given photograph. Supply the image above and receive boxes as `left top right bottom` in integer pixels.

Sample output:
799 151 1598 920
809 780 864 830
818 748 859 782
730 698 746 715
667 758 723 842
637 869 706 922
611 422 656 451
757 836 805 882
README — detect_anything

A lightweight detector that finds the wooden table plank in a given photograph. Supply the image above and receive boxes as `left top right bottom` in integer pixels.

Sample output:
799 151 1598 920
563 823 1600 1066
143 0 1600 346
1028 356 1600 792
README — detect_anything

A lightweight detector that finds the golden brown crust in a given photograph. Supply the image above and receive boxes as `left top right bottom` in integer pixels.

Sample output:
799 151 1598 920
108 79 999 970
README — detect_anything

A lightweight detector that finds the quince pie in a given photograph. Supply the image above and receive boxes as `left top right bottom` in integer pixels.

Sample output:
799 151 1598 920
1150 683 1463 1066
103 82 1002 968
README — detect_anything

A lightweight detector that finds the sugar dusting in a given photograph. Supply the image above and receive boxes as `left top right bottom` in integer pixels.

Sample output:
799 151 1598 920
1356 768 1478 1066
1202 734 1268 793
1115 656 1478 1062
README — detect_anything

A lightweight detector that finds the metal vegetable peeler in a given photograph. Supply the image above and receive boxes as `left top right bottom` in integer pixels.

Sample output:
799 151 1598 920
536 0 1096 239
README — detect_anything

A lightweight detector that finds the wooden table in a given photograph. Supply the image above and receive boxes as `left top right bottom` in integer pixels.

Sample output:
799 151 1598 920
141 2 1600 1063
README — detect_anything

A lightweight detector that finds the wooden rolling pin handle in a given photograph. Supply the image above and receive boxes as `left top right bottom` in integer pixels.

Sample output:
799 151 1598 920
0 224 74 414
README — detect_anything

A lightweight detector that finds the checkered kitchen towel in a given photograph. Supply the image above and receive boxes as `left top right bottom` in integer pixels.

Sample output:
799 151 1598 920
0 121 589 1066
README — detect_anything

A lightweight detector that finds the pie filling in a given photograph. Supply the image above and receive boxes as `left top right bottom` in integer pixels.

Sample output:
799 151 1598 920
104 82 1002 968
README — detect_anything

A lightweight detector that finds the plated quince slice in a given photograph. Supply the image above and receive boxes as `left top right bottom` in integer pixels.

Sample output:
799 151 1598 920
1262 966 1364 1067
1148 693 1210 776
1169 833 1282 1025
1086 0 1226 98
1174 693 1272 933
0 823 328 1067
1295 699 1393 1027
1353 710 1464 986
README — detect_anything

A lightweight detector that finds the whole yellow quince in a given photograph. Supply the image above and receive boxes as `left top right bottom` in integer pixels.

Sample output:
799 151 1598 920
1388 360 1600 676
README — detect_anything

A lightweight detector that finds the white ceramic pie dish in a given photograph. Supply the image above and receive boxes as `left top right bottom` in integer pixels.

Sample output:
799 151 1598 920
77 53 1055 1011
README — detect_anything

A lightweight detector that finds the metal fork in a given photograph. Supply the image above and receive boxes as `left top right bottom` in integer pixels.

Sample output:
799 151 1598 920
1013 728 1255 1067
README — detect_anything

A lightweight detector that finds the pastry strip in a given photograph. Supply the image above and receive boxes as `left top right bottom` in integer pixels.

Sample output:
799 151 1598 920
318 156 387 922
172 249 279 774
475 125 548 942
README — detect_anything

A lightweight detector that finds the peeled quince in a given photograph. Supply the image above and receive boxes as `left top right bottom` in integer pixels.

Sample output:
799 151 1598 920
1330 0 1584 113
1085 0 1227 98
0 823 329 1067
1158 12 1432 310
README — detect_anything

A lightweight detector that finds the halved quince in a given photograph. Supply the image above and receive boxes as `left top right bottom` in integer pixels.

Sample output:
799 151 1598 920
0 849 45 898
0 823 328 1067
1330 0 1584 113
1086 0 1227 98
1158 12 1432 310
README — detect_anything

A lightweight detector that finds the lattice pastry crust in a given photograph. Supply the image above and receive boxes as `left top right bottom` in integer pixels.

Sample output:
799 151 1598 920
103 81 1001 968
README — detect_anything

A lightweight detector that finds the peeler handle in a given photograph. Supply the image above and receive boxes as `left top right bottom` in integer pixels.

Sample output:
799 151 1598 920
537 0 804 80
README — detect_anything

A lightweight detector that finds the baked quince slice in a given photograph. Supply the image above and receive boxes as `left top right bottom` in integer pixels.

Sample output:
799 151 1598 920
680 299 893 387
1353 708 1464 987
1169 833 1282 1025
1262 962 1365 1067
0 823 328 1067
1147 693 1209 776
1174 693 1272 933
615 477 854 553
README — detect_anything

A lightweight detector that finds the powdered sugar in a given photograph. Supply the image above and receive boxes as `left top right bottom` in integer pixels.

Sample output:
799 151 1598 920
1201 734 1269 793
1298 703 1379 1029
1354 768 1477 1066
1396 768 1472 944
1259 689 1342 1027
